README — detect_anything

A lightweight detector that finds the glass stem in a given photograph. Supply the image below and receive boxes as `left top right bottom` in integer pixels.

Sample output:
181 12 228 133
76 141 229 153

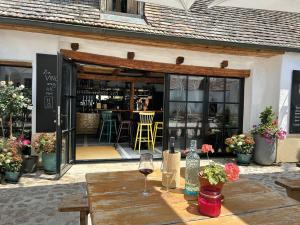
144 176 147 193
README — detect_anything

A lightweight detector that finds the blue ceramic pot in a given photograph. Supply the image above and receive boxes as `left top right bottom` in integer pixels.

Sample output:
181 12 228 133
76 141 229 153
237 153 252 165
5 171 20 183
42 152 57 174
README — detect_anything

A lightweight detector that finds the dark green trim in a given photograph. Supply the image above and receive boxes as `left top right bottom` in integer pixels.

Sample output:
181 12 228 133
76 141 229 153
0 16 299 53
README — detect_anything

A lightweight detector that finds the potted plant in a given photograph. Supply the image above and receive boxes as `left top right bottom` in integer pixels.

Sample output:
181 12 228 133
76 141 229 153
17 135 38 173
33 133 56 174
0 81 31 138
251 107 286 165
225 134 255 165
1 138 23 183
199 144 240 192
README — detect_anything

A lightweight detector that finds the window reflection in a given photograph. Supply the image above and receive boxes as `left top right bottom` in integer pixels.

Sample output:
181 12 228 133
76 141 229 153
170 75 187 101
188 77 204 101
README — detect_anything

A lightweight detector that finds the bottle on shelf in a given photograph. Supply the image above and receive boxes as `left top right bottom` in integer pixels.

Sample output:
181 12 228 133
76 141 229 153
184 139 200 197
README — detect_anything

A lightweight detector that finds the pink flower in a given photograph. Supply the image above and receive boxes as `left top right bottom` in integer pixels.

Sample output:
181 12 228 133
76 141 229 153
224 163 240 182
22 139 31 145
201 144 214 154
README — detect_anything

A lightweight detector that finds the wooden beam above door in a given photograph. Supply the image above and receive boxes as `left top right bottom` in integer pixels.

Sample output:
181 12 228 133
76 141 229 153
62 49 250 78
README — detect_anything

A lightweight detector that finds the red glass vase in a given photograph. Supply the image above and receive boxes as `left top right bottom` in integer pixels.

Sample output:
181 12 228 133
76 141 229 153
198 190 222 217
199 176 224 192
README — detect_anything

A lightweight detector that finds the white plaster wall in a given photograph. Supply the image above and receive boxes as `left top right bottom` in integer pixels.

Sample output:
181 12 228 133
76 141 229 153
0 29 285 134
244 55 283 130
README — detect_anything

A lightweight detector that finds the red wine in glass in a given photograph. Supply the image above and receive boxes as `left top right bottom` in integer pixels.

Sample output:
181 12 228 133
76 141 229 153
138 153 154 196
139 168 154 176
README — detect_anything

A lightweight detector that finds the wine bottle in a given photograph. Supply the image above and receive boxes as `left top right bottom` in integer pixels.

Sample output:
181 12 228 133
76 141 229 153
170 137 175 154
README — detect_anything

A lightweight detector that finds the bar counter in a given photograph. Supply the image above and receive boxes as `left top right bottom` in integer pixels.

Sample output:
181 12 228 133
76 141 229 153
76 113 100 135
76 110 164 135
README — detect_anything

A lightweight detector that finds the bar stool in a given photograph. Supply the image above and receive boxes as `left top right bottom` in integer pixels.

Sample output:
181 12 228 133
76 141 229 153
134 112 155 153
116 113 133 146
153 122 163 147
98 111 117 143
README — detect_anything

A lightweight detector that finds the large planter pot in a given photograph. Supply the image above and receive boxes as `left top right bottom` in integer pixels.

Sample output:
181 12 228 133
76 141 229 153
236 153 252 165
5 171 21 183
199 176 224 193
22 155 39 173
254 135 276 166
42 152 57 174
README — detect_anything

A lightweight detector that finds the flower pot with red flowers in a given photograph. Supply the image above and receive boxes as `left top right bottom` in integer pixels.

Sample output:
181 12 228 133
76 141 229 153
251 107 286 166
33 133 56 174
225 134 255 165
198 144 240 218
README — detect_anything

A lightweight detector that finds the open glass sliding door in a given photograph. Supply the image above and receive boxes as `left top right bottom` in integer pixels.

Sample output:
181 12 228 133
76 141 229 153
56 53 77 178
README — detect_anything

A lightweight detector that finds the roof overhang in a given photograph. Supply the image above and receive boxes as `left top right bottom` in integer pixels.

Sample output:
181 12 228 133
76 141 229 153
0 16 295 57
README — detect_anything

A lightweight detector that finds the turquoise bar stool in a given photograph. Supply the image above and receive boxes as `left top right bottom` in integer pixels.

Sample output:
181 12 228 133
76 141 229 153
98 111 117 143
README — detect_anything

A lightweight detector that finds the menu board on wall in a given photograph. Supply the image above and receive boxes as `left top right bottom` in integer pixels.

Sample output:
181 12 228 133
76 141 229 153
36 54 57 132
289 70 300 134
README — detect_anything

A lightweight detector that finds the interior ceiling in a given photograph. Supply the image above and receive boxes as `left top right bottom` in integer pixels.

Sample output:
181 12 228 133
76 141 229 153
77 63 165 78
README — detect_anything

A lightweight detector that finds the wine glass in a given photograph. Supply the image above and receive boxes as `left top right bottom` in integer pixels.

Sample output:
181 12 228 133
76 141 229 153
138 153 154 196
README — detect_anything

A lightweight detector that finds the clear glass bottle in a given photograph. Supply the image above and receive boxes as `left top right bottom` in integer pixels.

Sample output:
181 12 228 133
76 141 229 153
184 140 200 196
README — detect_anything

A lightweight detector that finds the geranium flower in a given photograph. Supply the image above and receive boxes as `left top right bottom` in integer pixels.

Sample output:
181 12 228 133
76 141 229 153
201 144 214 153
224 163 240 182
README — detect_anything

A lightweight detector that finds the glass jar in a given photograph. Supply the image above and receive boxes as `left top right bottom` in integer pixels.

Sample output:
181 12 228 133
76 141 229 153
184 140 200 196
198 190 222 218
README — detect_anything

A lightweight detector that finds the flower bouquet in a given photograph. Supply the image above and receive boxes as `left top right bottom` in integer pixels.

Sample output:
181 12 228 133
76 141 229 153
199 144 240 192
0 138 23 183
225 134 255 165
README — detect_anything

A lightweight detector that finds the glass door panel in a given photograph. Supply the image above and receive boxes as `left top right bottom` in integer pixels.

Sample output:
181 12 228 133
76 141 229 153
170 75 187 101
56 54 76 178
188 77 205 101
165 74 244 155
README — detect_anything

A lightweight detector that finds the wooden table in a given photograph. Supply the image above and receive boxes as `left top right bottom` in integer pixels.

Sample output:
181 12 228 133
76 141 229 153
86 170 300 225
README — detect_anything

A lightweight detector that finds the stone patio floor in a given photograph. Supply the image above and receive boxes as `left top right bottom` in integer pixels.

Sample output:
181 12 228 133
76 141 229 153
0 159 300 225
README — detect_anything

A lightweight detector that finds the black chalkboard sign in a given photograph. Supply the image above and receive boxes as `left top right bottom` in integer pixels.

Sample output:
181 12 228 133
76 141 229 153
36 54 57 132
289 70 300 133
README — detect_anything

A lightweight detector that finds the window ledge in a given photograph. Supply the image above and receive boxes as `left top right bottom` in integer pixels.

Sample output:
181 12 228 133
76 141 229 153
100 13 146 25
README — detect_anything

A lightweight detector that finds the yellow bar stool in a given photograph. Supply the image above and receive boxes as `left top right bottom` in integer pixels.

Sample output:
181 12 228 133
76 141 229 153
134 112 155 153
153 122 163 147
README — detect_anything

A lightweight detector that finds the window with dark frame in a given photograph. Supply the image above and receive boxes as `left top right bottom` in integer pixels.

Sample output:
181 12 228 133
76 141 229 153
164 74 244 155
100 0 144 17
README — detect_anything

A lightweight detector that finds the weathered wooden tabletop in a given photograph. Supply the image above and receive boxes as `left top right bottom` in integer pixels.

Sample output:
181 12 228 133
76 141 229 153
86 169 300 225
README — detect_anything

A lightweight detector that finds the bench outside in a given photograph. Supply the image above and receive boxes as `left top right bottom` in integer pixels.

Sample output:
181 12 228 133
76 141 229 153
275 178 300 201
58 195 89 225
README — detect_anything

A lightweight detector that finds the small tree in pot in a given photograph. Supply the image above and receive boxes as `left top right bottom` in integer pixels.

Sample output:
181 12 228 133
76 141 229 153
225 134 255 165
0 81 31 138
251 107 286 165
33 133 56 174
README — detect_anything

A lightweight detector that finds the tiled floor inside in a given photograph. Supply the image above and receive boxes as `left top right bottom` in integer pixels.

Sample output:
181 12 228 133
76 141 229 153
1 160 300 225
76 134 163 160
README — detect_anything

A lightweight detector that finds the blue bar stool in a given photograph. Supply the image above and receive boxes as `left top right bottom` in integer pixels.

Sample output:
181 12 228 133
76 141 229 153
98 111 117 143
